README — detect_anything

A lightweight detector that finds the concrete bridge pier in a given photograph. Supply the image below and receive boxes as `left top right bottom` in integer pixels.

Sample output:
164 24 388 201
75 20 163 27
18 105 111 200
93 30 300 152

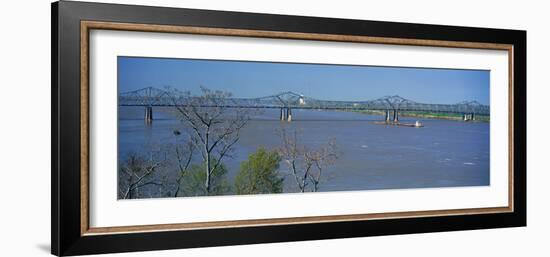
393 109 399 123
287 108 292 121
385 110 391 123
286 108 292 121
463 113 476 121
144 106 153 123
279 107 293 121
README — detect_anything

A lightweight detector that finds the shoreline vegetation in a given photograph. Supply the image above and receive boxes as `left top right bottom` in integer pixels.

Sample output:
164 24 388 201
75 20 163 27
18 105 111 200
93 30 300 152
350 110 490 122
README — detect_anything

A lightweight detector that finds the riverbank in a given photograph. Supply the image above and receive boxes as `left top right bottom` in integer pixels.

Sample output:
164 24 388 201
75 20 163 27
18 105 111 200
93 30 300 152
352 110 490 122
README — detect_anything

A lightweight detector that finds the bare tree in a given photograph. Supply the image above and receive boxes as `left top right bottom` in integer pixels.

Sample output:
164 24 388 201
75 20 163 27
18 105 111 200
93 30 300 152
172 129 195 197
170 87 253 195
304 139 338 192
278 127 338 193
279 128 307 192
118 152 165 199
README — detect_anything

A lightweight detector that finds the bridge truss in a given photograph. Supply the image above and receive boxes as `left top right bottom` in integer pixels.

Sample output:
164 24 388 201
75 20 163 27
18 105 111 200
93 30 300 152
119 87 490 116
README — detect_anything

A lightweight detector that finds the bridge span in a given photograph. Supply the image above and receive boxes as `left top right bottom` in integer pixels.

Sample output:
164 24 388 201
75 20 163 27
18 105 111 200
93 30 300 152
119 87 489 123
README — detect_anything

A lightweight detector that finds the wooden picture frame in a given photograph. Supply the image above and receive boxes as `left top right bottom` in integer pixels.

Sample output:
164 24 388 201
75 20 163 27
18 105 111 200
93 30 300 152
52 1 526 256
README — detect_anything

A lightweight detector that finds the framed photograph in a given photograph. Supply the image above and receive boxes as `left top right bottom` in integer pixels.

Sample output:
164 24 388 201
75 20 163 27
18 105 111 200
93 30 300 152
52 1 526 256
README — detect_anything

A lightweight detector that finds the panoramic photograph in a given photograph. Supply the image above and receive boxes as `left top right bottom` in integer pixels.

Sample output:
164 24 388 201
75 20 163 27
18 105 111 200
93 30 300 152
117 56 490 199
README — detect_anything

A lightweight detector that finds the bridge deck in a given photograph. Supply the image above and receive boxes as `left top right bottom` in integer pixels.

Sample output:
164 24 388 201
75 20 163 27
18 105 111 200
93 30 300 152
118 87 490 115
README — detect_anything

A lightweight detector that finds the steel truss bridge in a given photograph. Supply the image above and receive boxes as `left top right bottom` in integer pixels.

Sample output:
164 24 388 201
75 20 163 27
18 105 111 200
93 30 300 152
119 87 489 122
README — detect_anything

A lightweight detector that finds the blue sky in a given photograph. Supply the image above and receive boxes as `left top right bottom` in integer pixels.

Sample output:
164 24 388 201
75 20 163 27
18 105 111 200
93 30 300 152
118 56 490 105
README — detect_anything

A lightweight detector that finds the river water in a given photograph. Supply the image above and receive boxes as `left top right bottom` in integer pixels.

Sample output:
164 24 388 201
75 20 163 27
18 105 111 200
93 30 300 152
119 106 489 194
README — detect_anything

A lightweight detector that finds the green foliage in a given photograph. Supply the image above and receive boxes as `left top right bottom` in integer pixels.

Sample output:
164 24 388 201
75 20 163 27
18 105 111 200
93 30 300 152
235 147 284 195
179 160 231 196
